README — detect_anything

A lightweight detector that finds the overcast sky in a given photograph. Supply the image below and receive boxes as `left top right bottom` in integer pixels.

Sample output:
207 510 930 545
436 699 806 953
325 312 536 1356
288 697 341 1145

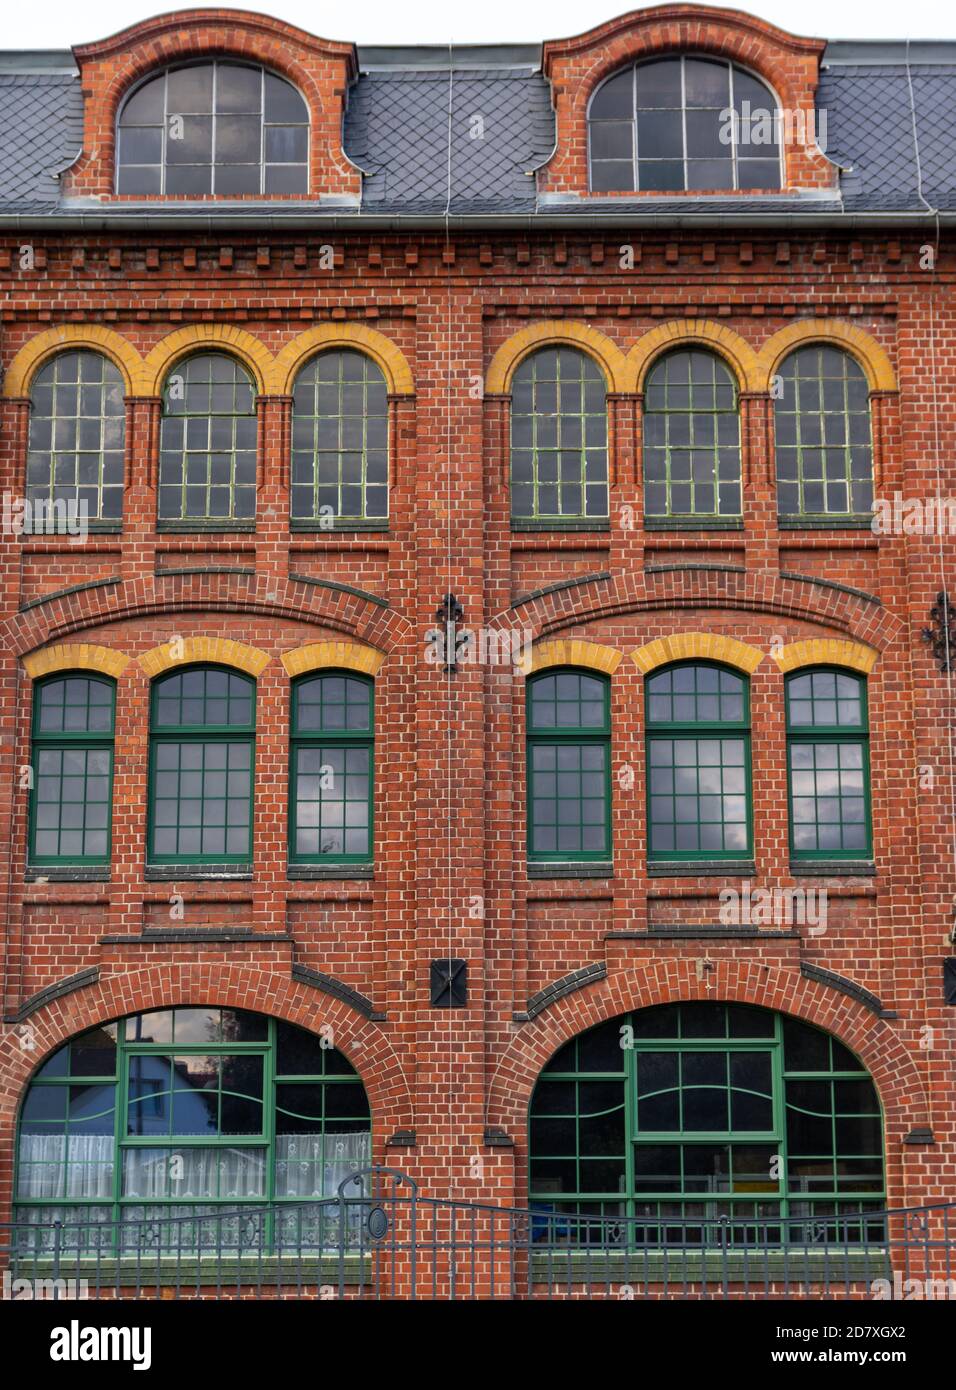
3 0 955 50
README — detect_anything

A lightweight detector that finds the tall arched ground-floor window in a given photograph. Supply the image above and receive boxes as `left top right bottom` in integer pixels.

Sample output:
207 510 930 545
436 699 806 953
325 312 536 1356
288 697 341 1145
529 1003 884 1246
15 1008 370 1253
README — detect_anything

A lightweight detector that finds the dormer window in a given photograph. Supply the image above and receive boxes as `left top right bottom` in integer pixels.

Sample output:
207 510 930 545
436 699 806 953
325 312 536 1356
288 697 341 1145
116 60 309 196
588 55 782 193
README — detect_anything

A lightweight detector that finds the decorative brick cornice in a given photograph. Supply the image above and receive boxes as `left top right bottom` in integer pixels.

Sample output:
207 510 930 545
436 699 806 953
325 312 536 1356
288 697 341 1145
486 321 629 394
22 643 131 680
281 640 385 678
631 632 765 674
138 636 272 678
772 638 879 675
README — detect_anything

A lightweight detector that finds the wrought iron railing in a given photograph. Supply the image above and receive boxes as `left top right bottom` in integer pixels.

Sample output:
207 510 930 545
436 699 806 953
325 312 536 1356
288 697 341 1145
3 1170 955 1301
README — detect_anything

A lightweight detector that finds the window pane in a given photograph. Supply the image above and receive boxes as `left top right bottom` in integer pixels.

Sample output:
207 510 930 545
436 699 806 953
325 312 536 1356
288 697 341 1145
27 354 125 525
511 350 607 521
291 352 389 522
775 348 873 518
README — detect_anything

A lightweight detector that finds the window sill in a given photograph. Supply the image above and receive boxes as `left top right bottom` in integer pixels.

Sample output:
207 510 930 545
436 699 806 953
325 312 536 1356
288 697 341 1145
778 516 874 530
291 520 389 533
13 1254 373 1288
286 864 374 880
25 865 110 883
156 521 256 533
22 521 123 537
644 517 744 531
527 861 613 879
144 864 253 881
510 519 611 533
647 860 756 877
789 860 876 876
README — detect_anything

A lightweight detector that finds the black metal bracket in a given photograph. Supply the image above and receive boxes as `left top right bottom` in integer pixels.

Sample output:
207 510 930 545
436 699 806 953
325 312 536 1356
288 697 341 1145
430 958 467 1008
922 591 955 672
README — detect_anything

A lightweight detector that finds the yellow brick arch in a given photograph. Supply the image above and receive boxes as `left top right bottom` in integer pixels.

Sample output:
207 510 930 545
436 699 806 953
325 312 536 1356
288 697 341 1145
3 326 143 398
756 320 898 394
626 321 763 394
137 326 275 396
485 322 629 395
22 643 132 680
270 325 414 396
521 639 624 677
281 640 385 678
138 637 272 679
631 633 764 675
771 638 878 675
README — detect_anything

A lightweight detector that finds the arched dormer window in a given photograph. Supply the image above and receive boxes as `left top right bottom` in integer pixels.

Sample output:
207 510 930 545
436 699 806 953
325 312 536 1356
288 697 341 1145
116 60 309 196
588 56 782 193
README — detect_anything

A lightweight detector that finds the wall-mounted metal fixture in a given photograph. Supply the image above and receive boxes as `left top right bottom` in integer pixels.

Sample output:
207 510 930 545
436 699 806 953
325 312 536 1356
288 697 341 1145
427 593 468 672
945 958 956 1006
430 958 467 1008
922 591 955 671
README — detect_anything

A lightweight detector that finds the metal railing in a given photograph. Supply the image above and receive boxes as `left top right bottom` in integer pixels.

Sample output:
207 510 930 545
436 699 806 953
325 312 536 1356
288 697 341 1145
3 1170 955 1301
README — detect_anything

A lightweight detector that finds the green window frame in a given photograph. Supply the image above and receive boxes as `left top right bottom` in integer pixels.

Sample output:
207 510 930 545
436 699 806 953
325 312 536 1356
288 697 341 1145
510 348 608 524
527 668 611 861
529 1002 885 1245
14 1007 371 1255
147 665 255 867
291 351 389 527
643 349 741 522
26 351 125 528
774 346 874 522
645 661 751 860
289 672 374 864
158 353 257 527
786 667 872 860
29 674 116 867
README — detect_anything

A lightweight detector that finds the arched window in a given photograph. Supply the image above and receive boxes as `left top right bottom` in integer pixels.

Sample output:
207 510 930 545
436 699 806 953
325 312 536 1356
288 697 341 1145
510 348 608 524
774 346 874 521
291 352 389 527
588 56 782 193
527 669 610 862
29 674 115 867
148 666 255 866
290 673 373 863
786 668 871 860
158 354 257 527
529 1002 885 1243
643 349 741 522
116 61 309 196
26 352 125 527
15 1008 371 1252
645 662 750 860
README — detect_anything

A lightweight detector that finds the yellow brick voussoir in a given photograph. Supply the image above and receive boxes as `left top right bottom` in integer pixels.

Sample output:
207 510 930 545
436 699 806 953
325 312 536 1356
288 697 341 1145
22 644 132 680
527 640 623 675
773 639 878 674
138 326 274 396
756 320 898 394
4 326 143 397
280 641 385 678
626 320 762 393
486 321 629 394
137 637 271 677
270 324 415 396
631 632 764 675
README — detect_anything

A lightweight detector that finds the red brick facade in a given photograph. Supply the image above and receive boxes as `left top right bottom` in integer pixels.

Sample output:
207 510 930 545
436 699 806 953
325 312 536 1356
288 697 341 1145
0 9 954 1242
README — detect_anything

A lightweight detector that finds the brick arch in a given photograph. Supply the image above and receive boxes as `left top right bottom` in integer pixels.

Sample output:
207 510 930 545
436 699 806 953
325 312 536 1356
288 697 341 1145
3 325 143 397
281 640 386 678
22 643 132 680
271 324 415 396
631 632 764 675
486 959 929 1141
495 569 903 656
138 636 272 678
485 321 629 395
523 639 623 676
137 325 275 396
0 576 413 662
773 638 879 675
0 964 414 1161
756 320 898 394
626 320 763 393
